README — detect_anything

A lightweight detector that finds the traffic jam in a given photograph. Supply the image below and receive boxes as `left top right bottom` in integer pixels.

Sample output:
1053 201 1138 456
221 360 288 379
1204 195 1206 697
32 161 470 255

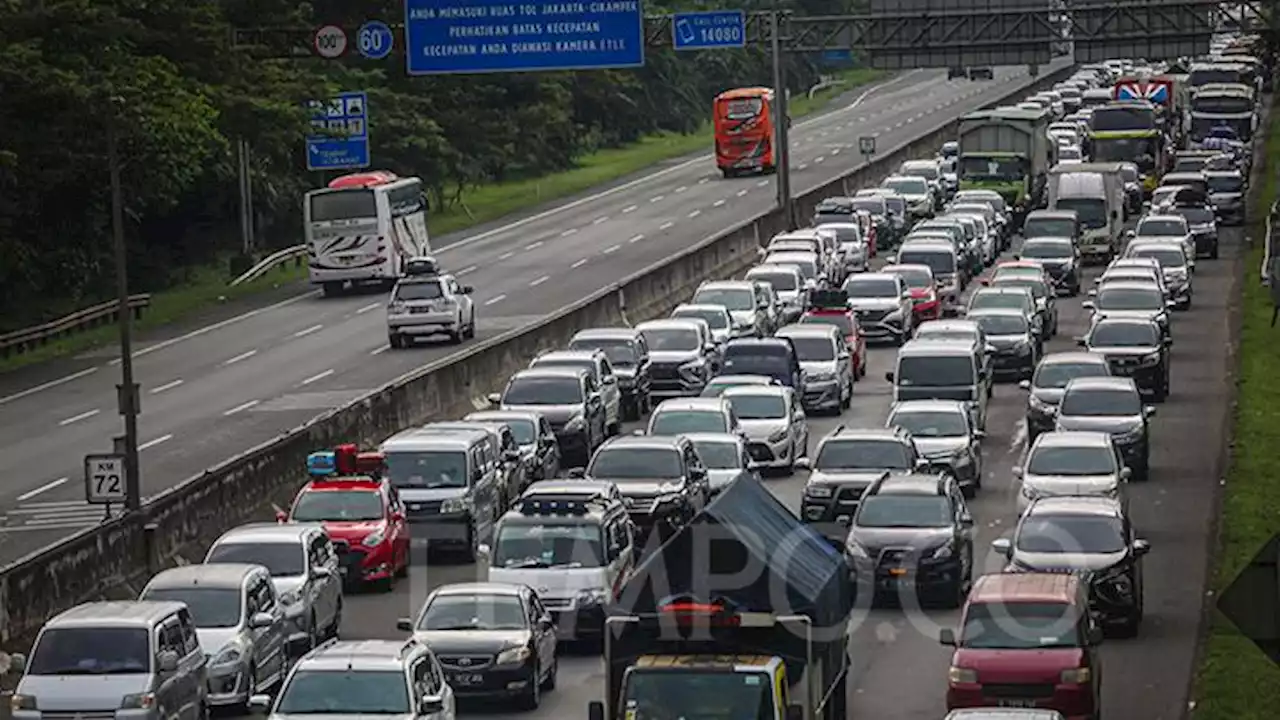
5 32 1266 720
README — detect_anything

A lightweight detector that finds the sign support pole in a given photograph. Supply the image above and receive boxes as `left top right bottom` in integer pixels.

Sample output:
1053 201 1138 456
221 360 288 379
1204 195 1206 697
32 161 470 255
770 9 794 230
107 99 142 513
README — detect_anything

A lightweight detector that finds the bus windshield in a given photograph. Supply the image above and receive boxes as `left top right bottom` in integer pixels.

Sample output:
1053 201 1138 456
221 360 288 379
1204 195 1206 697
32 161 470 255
309 189 376 221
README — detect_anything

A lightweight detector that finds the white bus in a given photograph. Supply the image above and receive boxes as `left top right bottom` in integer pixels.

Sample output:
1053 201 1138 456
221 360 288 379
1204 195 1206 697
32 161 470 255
303 171 431 296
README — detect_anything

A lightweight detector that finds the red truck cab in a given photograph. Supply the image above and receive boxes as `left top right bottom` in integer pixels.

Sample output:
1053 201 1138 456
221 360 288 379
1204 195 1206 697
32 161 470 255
941 573 1102 720
798 289 867 379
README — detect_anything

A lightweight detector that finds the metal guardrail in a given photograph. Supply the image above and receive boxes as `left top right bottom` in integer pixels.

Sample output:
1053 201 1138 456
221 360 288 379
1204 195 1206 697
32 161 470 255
229 245 307 286
0 295 151 359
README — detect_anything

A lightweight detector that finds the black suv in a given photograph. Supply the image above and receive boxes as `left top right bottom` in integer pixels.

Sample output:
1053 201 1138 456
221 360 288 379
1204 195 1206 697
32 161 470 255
491 367 609 468
1077 317 1172 401
993 495 1151 636
844 473 975 608
569 327 653 420
576 435 710 539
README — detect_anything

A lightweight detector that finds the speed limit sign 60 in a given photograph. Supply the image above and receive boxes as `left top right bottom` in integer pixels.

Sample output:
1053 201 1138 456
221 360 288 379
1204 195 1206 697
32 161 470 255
313 25 348 59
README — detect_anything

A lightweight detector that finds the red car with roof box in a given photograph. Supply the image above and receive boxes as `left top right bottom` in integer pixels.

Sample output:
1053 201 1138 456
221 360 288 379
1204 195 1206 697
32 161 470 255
797 288 867 379
941 573 1103 720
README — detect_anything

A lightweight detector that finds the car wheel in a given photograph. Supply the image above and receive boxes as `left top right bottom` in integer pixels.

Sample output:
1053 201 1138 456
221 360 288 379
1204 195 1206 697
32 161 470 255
841 382 852 410
785 441 797 475
460 524 477 562
388 334 405 349
541 654 559 690
520 663 542 710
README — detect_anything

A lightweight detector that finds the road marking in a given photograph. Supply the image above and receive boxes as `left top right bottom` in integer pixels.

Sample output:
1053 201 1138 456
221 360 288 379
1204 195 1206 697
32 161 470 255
659 221 675 230
499 251 515 260
592 216 609 225
699 178 709 184
223 400 260 416
370 345 389 355
572 258 588 268
223 349 258 365
560 228 578 237
797 164 808 171
0 367 98 406
139 434 173 451
604 245 620 254
689 209 701 219
622 205 637 214
650 195 664 203
832 148 841 155
906 116 914 123
628 234 645 244
530 275 549 287
300 369 334 386
815 156 825 163
485 295 506 306
457 265 477 276
675 186 688 193
18 477 69 502
58 409 100 426
736 189 749 197
713 199 726 208
756 180 769 187
293 324 322 338
355 302 380 315
525 241 543 251
150 379 184 394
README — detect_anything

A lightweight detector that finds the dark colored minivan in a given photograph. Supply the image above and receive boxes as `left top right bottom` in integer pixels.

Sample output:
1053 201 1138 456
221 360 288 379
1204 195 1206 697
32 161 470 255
718 338 802 388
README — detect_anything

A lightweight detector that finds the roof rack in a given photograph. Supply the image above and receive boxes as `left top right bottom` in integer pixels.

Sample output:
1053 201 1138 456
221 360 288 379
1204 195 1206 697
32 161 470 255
518 491 613 516
403 256 442 277
807 288 849 311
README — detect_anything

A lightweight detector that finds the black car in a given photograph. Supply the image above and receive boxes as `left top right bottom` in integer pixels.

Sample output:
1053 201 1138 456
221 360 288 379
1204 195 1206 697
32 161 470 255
399 582 559 709
844 473 975 608
1077 318 1171 401
465 410 562 483
1017 237 1081 295
993 496 1150 636
490 367 608 467
719 337 803 388
1019 351 1113 441
967 308 1041 380
635 319 718 399
568 327 653 420
813 196 858 227
1054 376 1155 480
577 435 709 538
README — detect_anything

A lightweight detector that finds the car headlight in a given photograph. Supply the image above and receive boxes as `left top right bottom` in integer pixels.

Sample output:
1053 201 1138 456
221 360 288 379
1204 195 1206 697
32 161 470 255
884 307 904 321
362 529 386 547
1028 393 1052 412
440 497 470 514
948 666 978 684
768 429 789 443
808 371 835 382
806 484 833 498
495 646 533 666
388 302 406 314
679 359 707 380
563 415 586 433
213 645 243 666
278 590 301 606
951 449 971 466
1142 352 1161 363
1020 483 1039 499
10 695 36 711
120 693 156 710
577 587 608 606
845 540 870 559
654 493 684 507
1115 425 1144 443
929 543 955 560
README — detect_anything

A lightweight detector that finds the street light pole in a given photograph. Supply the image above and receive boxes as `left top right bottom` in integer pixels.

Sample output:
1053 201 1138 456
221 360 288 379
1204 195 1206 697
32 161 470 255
770 9 794 229
107 98 142 512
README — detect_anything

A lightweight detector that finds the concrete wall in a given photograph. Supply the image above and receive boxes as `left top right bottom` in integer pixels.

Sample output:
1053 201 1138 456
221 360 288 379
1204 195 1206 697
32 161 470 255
0 65 1074 657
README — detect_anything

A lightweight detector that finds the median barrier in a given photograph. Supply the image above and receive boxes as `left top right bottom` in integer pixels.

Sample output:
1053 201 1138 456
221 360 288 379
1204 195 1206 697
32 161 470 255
0 64 1073 654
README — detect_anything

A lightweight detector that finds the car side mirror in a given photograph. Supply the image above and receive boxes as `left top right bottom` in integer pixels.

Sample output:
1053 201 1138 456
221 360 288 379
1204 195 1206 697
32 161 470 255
1012 254 1020 260
886 256 897 264
1087 626 1105 646
418 694 445 714
901 292 912 300
248 694 273 714
391 510 405 523
747 460 763 471
1133 538 1151 556
1164 337 1173 347
1088 288 1097 296
1018 379 1031 390
631 429 646 436
884 371 895 383
959 513 974 527
589 701 607 720
1081 301 1094 309
567 467 586 478
991 537 1013 556
157 650 179 673
939 628 957 646
973 430 985 440
249 612 275 629
704 343 717 353
461 285 474 294
397 617 415 632
477 543 491 560
504 450 520 462
540 615 555 630
794 457 811 470
275 509 288 523
604 374 618 385
1011 466 1023 477
486 392 501 406
313 565 333 578
8 653 25 674
1126 229 1136 239
1120 467 1133 481
1144 406 1157 418
914 458 931 470
1075 337 1087 347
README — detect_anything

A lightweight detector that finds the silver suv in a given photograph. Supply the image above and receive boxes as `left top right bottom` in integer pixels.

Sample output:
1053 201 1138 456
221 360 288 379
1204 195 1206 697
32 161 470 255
1014 430 1130 513
386 258 476 347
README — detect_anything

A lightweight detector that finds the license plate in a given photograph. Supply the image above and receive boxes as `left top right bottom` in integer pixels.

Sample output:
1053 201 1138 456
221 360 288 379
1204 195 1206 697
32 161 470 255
888 567 907 577
996 699 1037 708
449 673 484 686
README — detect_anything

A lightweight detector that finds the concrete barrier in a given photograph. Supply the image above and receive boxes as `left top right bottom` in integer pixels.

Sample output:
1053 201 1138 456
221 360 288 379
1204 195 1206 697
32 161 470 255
0 64 1074 656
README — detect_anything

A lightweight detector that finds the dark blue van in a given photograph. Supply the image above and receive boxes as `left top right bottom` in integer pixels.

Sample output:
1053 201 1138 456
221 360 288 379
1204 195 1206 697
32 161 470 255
719 338 803 388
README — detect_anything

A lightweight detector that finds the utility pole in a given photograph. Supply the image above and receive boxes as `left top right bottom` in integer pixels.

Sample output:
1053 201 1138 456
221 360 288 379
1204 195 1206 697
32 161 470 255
770 9 794 229
107 97 142 512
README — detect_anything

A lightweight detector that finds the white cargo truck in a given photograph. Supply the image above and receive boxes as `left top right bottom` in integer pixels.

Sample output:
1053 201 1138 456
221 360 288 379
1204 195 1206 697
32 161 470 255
1047 162 1125 262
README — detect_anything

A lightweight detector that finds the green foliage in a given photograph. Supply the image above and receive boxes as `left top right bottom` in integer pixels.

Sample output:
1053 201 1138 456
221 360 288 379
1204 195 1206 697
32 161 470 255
0 0 829 331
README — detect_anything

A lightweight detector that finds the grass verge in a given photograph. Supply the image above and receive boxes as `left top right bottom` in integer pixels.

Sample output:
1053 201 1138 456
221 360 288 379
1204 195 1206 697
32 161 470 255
0 67 884 375
1190 107 1280 719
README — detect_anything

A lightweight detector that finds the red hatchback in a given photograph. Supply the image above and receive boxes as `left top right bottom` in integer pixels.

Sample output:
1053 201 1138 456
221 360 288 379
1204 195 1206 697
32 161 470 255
798 290 867 379
282 476 410 590
941 573 1103 720
883 263 942 322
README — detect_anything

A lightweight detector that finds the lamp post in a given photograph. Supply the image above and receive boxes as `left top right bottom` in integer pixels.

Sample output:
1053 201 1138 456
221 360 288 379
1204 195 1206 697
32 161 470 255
770 8 794 229
106 96 142 512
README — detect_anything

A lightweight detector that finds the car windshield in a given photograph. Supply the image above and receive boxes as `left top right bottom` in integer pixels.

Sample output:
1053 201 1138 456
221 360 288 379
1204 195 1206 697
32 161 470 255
884 177 928 194
957 193 1004 211
856 495 952 528
843 278 898 298
291 489 383 522
588 447 684 479
1174 159 1207 172
641 327 702 352
915 327 976 343
692 440 743 469
693 288 755 311
849 199 886 214
898 250 956 275
1138 219 1185 235
889 410 967 438
702 379 767 397
1089 322 1159 347
959 156 1025 182
1020 241 1072 259
892 268 933 288
1207 175 1244 192
727 394 786 419
1028 446 1117 475
815 439 911 470
1061 388 1141 416
275 670 410 714
749 271 798 291
723 347 792 375
1130 246 1186 267
141 587 242 628
973 314 1029 336
624 670 774 720
394 280 443 301
385 450 469 489
799 313 853 336
960 602 1081 650
970 292 1029 312
882 196 907 214
493 521 604 569
767 256 816 279
1033 361 1109 389
897 356 975 387
28 628 151 675
1097 287 1162 310
902 164 939 180
673 308 728 329
1017 514 1127 553
569 338 637 367
419 594 527 631
788 336 836 361
494 418 536 445
994 277 1046 299
1174 207 1215 224
206 541 304 577
503 377 584 405
650 410 728 435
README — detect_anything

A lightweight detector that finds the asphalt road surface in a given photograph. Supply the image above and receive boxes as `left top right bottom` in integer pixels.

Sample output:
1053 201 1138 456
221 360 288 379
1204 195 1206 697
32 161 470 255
222 220 1240 720
0 61 1069 563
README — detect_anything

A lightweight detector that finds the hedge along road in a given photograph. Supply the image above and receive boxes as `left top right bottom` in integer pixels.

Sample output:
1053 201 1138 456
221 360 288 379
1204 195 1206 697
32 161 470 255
219 212 1243 720
0 63 1068 564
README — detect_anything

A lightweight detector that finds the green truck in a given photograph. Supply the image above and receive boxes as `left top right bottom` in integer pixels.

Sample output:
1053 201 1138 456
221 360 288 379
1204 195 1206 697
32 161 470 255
956 107 1053 228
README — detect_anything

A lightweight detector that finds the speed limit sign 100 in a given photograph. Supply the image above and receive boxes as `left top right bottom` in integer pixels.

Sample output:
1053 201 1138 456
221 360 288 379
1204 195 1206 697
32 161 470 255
314 25 348 59
85 454 127 503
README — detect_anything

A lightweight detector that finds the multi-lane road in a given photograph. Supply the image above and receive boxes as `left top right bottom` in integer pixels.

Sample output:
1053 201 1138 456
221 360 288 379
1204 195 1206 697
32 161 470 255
0 62 1068 563
218 219 1237 720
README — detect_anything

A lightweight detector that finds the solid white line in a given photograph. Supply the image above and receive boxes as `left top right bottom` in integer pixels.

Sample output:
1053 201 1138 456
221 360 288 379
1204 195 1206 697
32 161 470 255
355 302 380 314
0 367 98 406
628 234 645 244
713 199 726 208
300 369 334 386
659 221 675 231
293 324 322 338
223 400 260 416
138 434 173 451
485 295 506 306
530 276 549 287
572 258 588 268
224 349 257 365
675 186 688 193
525 241 543 250
58 409 101 426
560 228 578 237
603 245 620 255
736 189 749 197
688 210 701 218
499 251 515 260
457 265 477 276
150 379 184 394
622 205 637 214
18 477 69 502
370 345 389 355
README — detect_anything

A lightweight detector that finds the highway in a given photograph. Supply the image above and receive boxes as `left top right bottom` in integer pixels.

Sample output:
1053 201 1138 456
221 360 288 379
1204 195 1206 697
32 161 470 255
0 61 1067 564
223 220 1238 720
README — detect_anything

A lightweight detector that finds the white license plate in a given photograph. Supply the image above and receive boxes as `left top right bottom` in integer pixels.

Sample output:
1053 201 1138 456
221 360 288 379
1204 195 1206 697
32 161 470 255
997 699 1037 708
449 673 484 686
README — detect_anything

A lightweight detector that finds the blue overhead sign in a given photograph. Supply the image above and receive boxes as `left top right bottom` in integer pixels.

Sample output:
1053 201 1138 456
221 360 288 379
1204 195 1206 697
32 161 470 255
306 92 370 171
358 21 395 60
673 10 746 51
403 0 645 75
